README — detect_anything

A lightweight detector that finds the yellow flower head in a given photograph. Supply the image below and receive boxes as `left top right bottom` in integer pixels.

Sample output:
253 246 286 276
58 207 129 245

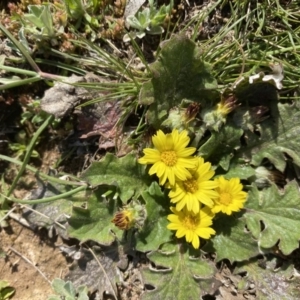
138 129 198 186
167 206 216 249
212 176 247 215
168 157 219 213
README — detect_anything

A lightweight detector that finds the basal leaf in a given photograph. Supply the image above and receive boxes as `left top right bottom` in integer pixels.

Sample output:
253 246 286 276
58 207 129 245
237 103 300 172
139 34 218 127
141 243 216 300
198 122 243 171
244 181 300 255
203 213 259 262
65 246 120 297
136 182 172 252
23 182 76 239
235 257 300 299
68 187 123 245
222 159 256 180
81 153 151 203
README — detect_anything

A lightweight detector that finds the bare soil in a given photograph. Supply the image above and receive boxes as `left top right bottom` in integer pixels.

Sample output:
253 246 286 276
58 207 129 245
0 220 68 299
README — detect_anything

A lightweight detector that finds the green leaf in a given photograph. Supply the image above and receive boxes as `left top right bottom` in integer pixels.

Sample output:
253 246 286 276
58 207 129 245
81 153 151 203
203 213 259 262
77 286 89 300
64 0 84 19
139 34 218 128
49 278 89 300
235 257 300 299
221 159 256 180
244 181 300 255
24 5 54 36
127 15 146 31
136 182 172 252
51 278 76 298
0 281 15 300
25 5 45 28
142 243 216 299
237 103 300 172
198 122 243 171
47 296 61 300
68 187 123 245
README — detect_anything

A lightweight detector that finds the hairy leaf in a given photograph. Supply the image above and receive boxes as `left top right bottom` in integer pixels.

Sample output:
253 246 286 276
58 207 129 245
244 181 300 255
221 159 256 180
65 246 121 298
136 182 172 252
141 243 216 299
235 257 300 299
50 278 76 299
139 34 218 127
198 122 243 171
68 187 122 245
22 181 80 239
237 103 300 172
81 153 151 203
203 213 259 262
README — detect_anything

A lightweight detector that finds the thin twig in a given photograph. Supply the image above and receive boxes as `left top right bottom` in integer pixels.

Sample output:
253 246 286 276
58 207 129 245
9 246 52 285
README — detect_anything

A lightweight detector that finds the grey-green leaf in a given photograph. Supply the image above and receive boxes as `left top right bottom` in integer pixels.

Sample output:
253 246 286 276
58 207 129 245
142 244 216 300
81 153 151 203
203 213 259 262
244 181 300 255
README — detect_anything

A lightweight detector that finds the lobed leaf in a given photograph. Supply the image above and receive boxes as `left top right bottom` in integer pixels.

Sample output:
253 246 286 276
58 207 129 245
237 103 300 172
81 153 151 203
203 214 259 262
68 187 123 245
136 182 172 252
244 181 300 255
141 243 216 300
139 35 218 128
235 257 300 299
198 122 243 171
65 246 120 297
23 182 76 239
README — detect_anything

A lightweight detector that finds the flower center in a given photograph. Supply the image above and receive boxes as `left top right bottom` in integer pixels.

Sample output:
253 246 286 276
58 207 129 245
183 179 198 193
183 215 198 230
160 150 177 166
219 192 232 205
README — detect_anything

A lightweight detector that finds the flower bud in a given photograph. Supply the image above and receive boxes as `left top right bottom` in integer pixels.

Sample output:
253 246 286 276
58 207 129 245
202 94 239 131
162 102 200 130
111 201 146 230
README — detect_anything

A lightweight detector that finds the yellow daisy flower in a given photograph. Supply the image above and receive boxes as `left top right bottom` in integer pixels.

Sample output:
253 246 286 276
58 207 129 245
138 129 198 186
167 206 216 249
168 157 219 213
212 176 247 215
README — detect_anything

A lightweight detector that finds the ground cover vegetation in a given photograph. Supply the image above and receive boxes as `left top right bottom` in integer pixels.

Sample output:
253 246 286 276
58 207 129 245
1 0 300 299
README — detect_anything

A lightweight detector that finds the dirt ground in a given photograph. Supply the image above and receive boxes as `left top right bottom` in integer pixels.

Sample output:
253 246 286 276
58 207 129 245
0 220 68 299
